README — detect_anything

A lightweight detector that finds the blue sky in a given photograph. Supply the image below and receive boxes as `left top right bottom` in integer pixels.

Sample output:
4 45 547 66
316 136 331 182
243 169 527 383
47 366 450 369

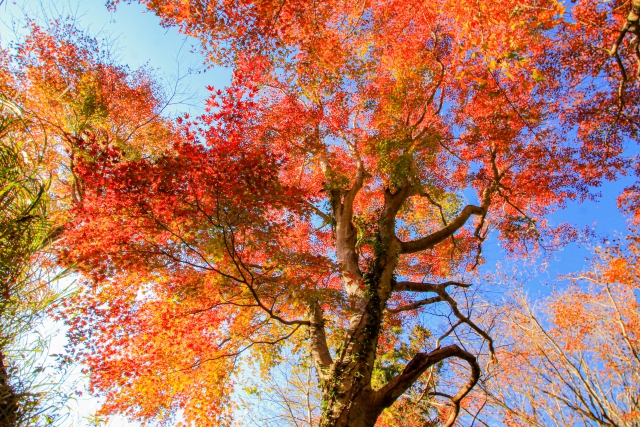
0 0 636 425
1 0 230 114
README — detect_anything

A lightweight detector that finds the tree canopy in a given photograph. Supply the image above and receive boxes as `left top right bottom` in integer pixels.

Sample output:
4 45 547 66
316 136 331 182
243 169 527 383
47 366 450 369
3 1 640 426
0 17 173 426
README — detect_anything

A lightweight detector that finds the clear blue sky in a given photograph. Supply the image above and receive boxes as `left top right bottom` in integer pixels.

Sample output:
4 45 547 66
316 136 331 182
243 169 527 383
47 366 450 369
0 0 635 425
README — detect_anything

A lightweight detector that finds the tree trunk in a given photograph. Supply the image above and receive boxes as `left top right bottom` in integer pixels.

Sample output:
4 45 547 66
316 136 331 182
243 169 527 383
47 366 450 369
319 268 388 427
318 184 409 427
322 390 381 427
314 183 483 427
0 351 17 427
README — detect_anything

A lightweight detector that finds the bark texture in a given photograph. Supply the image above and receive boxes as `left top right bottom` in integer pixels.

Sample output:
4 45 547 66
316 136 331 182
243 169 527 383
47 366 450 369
308 165 489 427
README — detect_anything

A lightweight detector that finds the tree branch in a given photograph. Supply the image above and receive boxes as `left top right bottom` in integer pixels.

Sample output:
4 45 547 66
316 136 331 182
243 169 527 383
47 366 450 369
393 280 471 293
610 0 640 58
333 160 367 298
434 288 495 359
387 296 442 313
308 301 333 379
372 344 480 426
393 280 495 357
400 205 485 254
305 201 333 224
343 159 366 214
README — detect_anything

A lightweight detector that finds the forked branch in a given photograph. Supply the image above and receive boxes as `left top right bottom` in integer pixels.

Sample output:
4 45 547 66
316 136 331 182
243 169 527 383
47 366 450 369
611 0 640 60
609 0 640 81
435 288 495 359
393 280 495 357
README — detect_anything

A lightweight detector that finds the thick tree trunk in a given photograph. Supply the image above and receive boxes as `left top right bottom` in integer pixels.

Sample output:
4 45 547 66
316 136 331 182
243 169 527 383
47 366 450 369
318 183 410 427
319 258 393 427
319 343 481 427
322 391 380 427
312 176 483 427
319 301 383 427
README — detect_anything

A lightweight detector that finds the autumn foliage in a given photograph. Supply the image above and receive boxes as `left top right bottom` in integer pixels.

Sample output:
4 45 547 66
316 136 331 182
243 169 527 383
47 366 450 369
0 18 176 426
6 19 171 215
484 234 640 426
8 0 639 426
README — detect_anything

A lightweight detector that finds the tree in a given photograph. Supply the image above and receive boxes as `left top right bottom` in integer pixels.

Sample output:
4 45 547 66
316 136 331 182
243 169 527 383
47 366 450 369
0 78 70 427
0 17 175 426
234 349 322 426
10 19 173 210
59 1 640 426
0 99 47 427
482 235 640 427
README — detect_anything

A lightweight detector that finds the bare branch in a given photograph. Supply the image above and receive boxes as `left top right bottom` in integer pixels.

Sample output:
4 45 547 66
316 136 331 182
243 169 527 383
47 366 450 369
433 287 496 359
240 278 310 327
420 190 448 226
393 280 494 357
436 320 464 349
159 325 302 376
393 280 471 293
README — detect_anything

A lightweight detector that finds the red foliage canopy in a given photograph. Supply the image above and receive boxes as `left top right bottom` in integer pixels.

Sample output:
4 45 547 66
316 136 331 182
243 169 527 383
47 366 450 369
55 1 640 426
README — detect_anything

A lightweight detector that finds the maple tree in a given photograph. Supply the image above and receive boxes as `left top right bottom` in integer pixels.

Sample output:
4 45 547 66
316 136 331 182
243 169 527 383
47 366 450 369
482 234 640 427
0 18 175 426
53 0 640 426
3 18 173 220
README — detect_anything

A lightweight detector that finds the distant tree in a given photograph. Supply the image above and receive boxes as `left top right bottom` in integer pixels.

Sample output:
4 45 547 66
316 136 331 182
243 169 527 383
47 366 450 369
483 237 640 427
234 348 322 427
0 92 61 427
